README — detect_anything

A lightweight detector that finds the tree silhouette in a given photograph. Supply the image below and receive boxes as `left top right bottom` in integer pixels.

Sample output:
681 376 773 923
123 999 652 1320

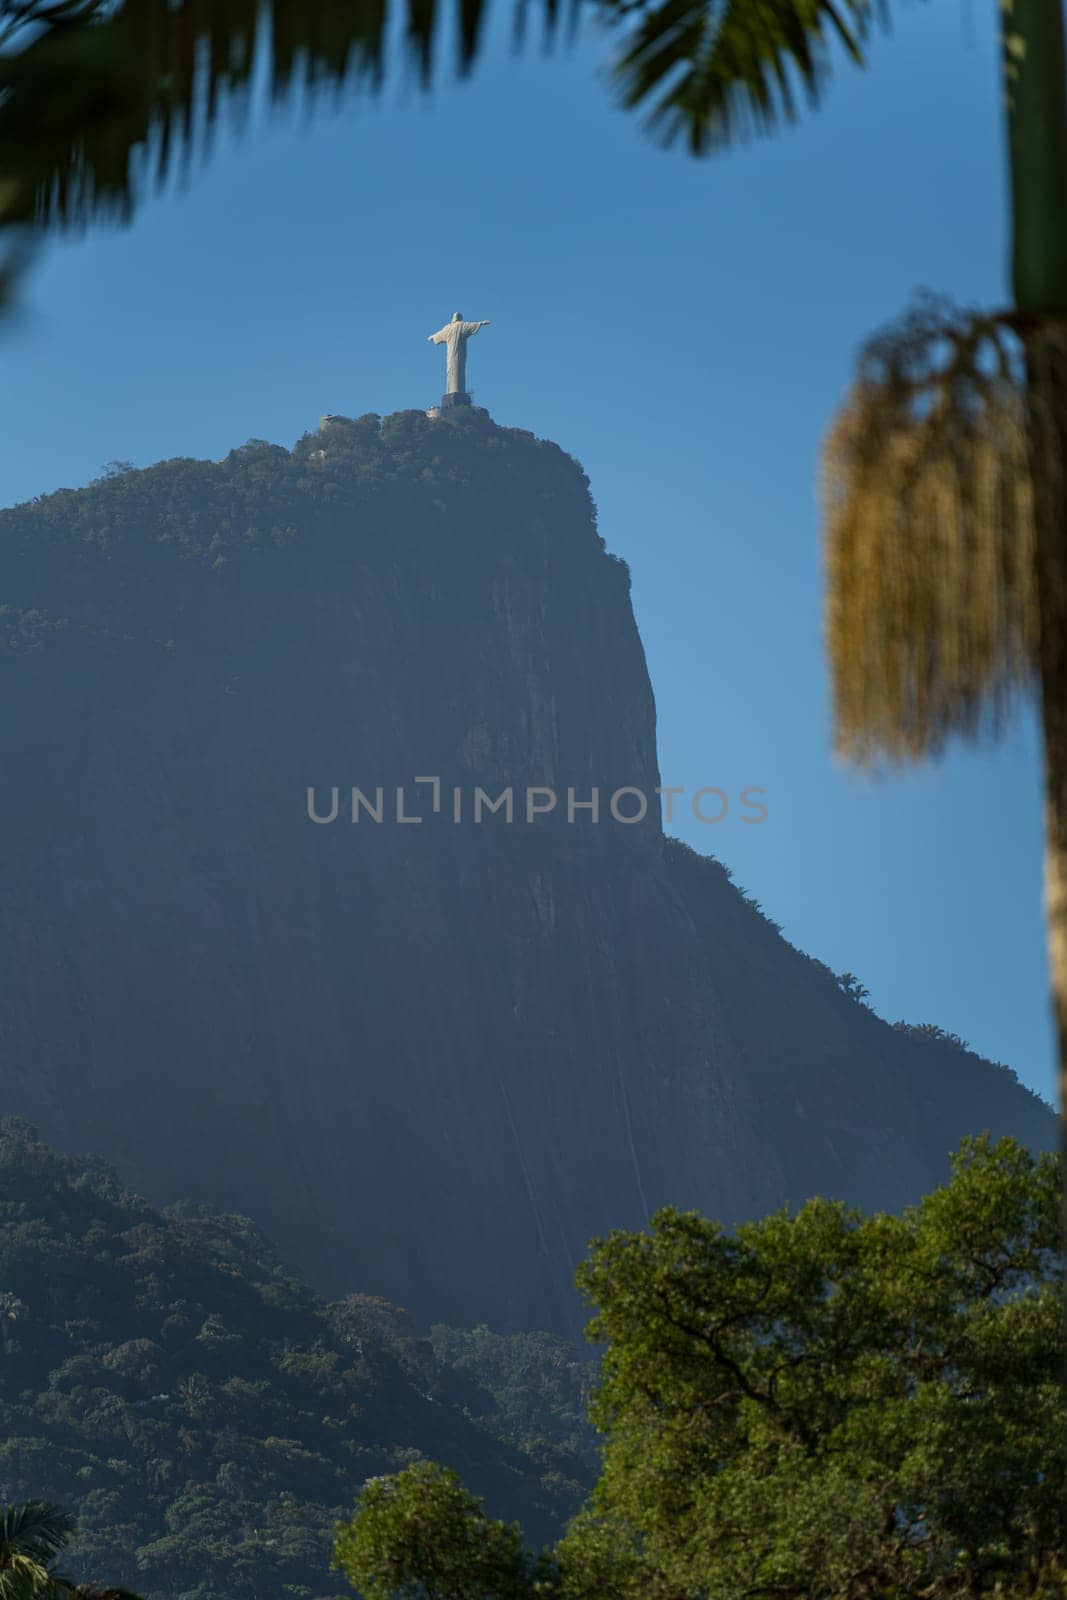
0 0 882 307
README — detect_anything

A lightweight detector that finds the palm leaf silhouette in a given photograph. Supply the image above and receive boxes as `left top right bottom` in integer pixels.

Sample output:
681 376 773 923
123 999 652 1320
0 1501 75 1600
0 0 882 303
602 0 880 153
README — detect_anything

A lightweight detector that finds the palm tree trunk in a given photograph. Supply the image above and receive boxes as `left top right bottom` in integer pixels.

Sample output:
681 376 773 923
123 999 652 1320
1042 560 1067 1153
1034 364 1067 1160
999 0 1067 1169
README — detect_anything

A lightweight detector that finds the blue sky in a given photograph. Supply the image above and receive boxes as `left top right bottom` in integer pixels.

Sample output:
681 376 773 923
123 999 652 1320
0 0 1056 1104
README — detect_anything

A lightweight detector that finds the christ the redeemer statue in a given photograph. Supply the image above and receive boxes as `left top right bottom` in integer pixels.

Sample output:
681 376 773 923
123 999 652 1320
428 311 490 404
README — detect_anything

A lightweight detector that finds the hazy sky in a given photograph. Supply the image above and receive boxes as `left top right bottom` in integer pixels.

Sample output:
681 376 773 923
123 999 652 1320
1 0 1055 1105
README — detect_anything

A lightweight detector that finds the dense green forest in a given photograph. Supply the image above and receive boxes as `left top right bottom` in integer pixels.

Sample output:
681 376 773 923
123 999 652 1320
0 1119 598 1600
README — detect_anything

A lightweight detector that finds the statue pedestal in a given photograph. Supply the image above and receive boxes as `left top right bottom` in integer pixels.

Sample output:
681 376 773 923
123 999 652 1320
428 391 480 420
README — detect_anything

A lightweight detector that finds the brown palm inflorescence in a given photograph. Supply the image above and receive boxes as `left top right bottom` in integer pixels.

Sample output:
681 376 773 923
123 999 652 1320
822 296 1067 769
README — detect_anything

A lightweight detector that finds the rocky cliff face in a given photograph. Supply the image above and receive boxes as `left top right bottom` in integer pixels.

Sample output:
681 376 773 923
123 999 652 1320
0 409 1054 1334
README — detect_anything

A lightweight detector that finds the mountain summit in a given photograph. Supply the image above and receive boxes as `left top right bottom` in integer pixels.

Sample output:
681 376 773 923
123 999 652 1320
0 409 1053 1332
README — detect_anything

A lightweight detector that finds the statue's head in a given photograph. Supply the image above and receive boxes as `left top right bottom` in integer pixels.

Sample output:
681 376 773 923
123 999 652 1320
452 311 462 321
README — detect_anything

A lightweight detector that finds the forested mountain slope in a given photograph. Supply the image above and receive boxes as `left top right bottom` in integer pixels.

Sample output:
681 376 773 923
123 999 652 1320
0 1121 596 1600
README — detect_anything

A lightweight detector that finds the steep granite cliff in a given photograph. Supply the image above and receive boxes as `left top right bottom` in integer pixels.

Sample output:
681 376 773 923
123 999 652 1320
0 409 1054 1333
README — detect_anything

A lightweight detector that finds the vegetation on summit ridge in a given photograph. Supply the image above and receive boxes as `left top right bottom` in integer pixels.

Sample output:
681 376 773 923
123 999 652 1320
0 410 615 662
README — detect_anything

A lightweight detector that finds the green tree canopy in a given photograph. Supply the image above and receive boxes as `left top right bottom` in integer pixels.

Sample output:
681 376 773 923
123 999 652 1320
334 1137 1066 1600
332 1461 548 1600
558 1133 1065 1600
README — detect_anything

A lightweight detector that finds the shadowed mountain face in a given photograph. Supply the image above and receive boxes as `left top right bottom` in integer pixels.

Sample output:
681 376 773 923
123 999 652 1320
0 409 1054 1334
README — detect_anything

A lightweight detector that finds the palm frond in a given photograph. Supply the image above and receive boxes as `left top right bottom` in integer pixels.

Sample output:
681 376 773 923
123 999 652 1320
0 1502 75 1568
0 1554 52 1600
0 0 888 312
0 0 108 52
0 0 401 241
0 0 522 265
599 0 881 153
0 1505 144 1600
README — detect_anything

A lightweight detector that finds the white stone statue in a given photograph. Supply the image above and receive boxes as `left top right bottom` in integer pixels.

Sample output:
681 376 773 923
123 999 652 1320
427 312 491 396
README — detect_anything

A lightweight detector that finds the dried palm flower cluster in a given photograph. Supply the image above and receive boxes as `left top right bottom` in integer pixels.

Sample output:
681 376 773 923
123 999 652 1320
822 295 1065 767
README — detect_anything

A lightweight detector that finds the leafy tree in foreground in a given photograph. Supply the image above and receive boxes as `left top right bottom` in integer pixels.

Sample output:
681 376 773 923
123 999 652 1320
561 1133 1065 1600
332 1460 549 1600
335 1137 1066 1600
